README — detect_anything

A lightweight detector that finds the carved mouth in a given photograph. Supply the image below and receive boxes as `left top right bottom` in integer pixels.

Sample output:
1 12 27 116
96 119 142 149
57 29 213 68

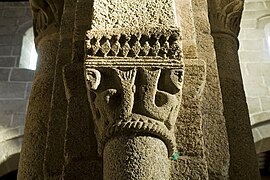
105 113 177 157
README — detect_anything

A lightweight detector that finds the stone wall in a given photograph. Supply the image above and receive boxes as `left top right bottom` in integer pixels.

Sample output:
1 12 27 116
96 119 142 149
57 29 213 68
238 0 270 153
0 2 34 177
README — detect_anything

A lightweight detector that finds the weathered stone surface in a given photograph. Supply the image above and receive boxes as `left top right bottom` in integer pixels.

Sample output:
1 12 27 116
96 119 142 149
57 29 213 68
191 0 231 178
60 0 102 179
0 69 10 81
104 136 170 180
17 38 59 179
43 0 76 177
0 57 16 67
9 69 35 82
171 58 208 180
208 0 260 179
91 0 177 29
0 82 26 98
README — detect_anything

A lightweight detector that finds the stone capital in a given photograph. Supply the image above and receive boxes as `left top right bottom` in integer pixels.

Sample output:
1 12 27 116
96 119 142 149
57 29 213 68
30 0 64 43
208 0 244 38
84 27 184 158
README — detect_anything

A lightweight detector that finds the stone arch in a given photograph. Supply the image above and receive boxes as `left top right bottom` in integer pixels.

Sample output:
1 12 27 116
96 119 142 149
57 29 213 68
256 14 270 29
251 112 270 153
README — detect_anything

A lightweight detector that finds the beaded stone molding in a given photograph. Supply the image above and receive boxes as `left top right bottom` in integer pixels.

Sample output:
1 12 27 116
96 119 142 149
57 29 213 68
84 27 184 158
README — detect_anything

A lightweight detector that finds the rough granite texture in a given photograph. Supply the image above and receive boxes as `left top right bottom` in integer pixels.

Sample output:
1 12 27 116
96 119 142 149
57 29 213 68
91 0 177 29
43 0 75 178
212 35 260 179
16 0 260 179
192 0 231 178
17 38 59 179
104 135 170 180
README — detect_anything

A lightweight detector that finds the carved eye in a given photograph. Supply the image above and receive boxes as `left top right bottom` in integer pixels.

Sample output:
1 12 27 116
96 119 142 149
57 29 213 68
170 69 183 90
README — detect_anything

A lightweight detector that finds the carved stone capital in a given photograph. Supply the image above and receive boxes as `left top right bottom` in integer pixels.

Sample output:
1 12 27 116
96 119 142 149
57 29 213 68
84 27 184 157
208 0 244 38
30 0 64 41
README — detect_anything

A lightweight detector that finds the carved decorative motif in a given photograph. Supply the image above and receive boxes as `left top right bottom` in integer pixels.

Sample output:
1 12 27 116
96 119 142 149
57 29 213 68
86 27 182 59
30 0 64 37
84 27 184 157
208 0 244 37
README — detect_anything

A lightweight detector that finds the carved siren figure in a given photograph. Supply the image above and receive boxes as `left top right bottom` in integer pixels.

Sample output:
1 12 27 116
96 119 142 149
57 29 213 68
84 27 184 158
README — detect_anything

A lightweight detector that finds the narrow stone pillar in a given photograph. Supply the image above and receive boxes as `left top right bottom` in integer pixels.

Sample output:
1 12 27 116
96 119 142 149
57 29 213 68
208 1 260 179
43 0 73 179
17 1 63 179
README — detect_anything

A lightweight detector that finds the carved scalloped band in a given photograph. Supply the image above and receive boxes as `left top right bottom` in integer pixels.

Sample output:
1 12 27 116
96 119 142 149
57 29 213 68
86 27 182 59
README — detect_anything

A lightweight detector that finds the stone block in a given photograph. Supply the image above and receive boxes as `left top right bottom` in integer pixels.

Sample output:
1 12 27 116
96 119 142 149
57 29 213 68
245 83 269 96
12 46 21 56
261 97 270 111
0 69 11 81
247 97 262 115
3 8 26 17
0 17 18 26
0 25 17 35
240 19 257 29
240 40 264 51
0 46 12 56
242 10 270 20
252 112 270 124
0 100 27 114
261 63 270 76
0 82 27 98
244 2 266 11
246 63 263 76
242 74 264 85
238 51 268 62
239 29 264 40
257 123 270 140
0 57 16 67
10 68 35 82
0 35 13 46
11 113 26 127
